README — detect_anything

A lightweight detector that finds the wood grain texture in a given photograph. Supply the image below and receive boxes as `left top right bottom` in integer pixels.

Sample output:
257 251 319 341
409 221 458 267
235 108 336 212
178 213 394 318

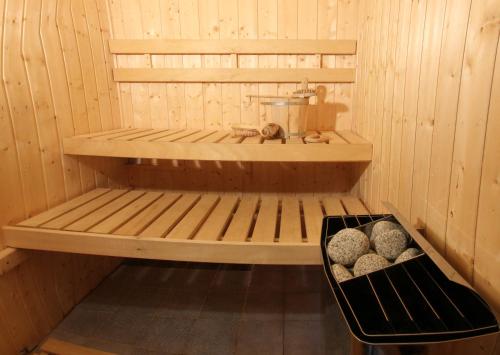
473 34 500 313
109 39 357 54
91 1 357 217
63 128 372 162
425 0 472 255
444 0 500 282
113 67 356 83
353 0 500 321
0 248 30 277
3 188 367 265
109 0 358 130
0 2 497 354
0 1 123 353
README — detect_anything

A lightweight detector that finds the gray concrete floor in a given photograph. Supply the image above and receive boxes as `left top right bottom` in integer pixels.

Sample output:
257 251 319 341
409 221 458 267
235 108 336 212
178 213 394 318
51 260 350 355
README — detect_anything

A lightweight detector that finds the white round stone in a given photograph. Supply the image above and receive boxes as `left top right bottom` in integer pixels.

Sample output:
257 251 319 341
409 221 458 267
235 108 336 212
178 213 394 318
331 264 353 282
374 229 408 260
370 220 407 246
327 228 370 266
353 254 391 277
394 248 421 264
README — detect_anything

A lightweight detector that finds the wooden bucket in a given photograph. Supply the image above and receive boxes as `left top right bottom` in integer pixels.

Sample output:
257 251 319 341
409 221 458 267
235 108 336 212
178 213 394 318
261 98 309 138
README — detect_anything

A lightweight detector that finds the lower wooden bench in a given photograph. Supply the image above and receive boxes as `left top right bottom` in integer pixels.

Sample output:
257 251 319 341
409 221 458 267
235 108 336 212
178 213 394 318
2 188 369 264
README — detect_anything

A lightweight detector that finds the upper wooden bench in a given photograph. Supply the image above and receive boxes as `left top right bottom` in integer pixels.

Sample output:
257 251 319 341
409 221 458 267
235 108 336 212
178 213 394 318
63 128 372 162
63 39 369 163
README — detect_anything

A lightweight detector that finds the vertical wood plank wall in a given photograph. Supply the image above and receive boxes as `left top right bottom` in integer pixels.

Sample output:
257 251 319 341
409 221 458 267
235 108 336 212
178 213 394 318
0 0 123 353
108 0 358 131
353 0 500 317
0 0 498 353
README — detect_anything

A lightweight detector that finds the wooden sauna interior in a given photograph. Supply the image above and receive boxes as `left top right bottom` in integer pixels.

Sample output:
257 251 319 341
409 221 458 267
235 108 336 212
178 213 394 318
0 0 499 353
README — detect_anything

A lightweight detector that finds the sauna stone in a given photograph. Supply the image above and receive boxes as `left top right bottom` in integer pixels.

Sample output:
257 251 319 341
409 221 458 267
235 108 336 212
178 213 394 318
353 254 391 277
331 264 354 282
374 229 408 260
395 248 421 264
327 228 370 266
370 220 407 246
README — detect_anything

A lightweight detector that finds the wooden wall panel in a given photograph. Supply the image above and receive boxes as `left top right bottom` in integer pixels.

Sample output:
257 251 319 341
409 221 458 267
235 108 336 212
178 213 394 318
4 0 49 215
0 1 26 245
335 0 357 128
108 0 134 128
474 37 500 317
58 0 106 190
409 0 447 227
425 0 472 255
127 160 354 193
277 0 298 111
219 0 240 129
378 0 400 210
140 0 168 130
386 0 412 206
257 0 278 128
353 0 500 320
238 0 259 126
396 0 427 217
200 0 223 129
109 0 358 131
180 0 204 129
444 0 500 281
162 0 187 129
0 1 123 353
41 0 82 199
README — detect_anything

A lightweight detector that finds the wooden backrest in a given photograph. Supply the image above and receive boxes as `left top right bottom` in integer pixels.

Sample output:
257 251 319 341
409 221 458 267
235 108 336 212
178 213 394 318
110 39 357 83
109 39 356 55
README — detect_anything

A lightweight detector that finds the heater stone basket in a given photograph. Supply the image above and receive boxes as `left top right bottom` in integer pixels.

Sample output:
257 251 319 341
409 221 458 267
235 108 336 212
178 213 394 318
320 203 499 345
